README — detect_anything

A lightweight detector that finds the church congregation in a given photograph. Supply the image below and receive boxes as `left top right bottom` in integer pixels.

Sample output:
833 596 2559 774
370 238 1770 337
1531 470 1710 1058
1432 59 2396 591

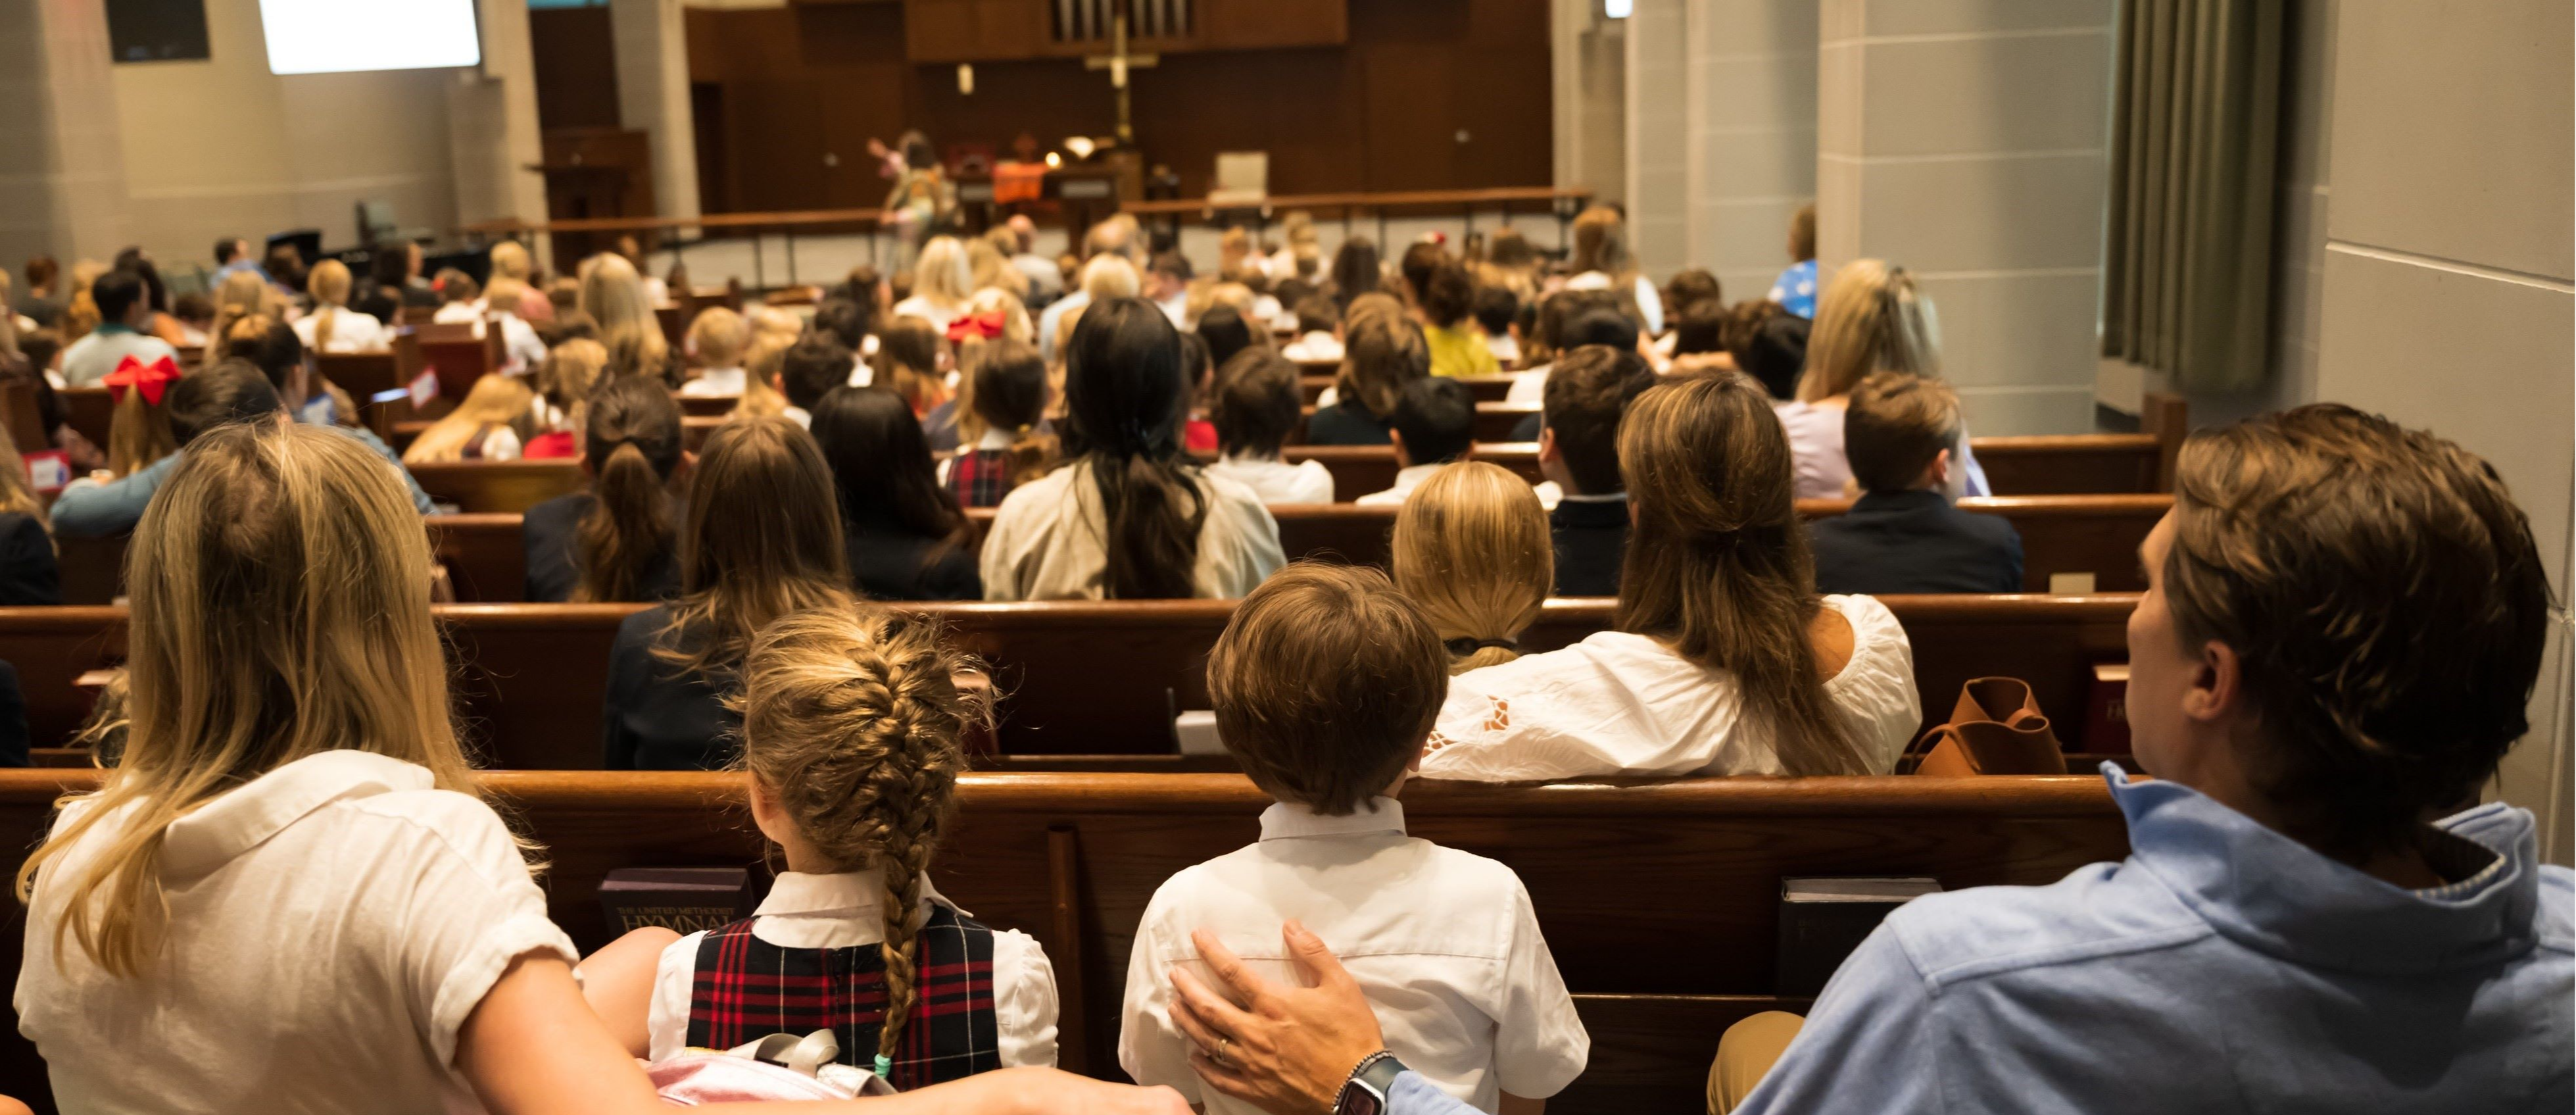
0 0 2565 1112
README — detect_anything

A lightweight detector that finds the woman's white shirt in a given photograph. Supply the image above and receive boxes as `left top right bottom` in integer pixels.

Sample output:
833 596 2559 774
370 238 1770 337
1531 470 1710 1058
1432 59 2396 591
980 459 1286 601
292 308 390 353
16 751 575 1114
889 296 962 333
1205 453 1335 505
1563 272 1664 335
646 869 1059 1066
1417 595 1920 782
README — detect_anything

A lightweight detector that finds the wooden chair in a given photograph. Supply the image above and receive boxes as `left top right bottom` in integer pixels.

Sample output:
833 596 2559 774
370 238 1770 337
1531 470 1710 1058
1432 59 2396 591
59 387 111 451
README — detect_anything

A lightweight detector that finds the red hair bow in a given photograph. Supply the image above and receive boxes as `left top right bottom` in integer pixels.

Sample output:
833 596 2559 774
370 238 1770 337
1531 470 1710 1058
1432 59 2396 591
104 354 182 406
946 310 1008 343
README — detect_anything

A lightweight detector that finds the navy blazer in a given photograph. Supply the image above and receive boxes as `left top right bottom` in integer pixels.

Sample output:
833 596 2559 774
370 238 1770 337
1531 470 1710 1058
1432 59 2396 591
1551 495 1630 597
1808 489 2024 595
602 606 740 770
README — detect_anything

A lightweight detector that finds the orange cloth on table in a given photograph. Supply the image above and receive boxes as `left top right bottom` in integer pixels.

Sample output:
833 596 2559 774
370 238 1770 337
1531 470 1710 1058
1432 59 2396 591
994 162 1047 205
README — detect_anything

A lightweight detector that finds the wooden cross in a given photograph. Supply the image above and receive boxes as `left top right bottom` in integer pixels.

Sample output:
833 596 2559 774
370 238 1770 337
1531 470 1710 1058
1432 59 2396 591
1082 13 1159 144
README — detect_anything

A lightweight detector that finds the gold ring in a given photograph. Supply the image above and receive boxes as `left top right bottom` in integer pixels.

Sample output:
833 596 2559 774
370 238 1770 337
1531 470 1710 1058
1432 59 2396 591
1215 1037 1233 1066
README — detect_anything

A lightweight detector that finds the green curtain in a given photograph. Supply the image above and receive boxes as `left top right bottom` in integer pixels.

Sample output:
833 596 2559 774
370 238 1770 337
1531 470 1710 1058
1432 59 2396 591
2101 0 2285 392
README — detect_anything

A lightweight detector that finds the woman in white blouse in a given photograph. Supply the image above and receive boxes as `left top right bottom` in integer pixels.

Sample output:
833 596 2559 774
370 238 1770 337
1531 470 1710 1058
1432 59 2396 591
1562 205 1665 335
1774 259 1989 500
1419 370 1920 782
890 235 975 333
983 297 1284 600
293 259 388 353
12 422 1183 1114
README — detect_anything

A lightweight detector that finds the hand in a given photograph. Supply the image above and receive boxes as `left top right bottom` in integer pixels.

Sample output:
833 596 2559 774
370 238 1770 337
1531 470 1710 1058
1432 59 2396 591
1167 921 1385 1115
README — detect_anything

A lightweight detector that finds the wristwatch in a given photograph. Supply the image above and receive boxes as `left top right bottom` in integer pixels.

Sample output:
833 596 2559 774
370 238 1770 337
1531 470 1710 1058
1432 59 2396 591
1331 1051 1409 1115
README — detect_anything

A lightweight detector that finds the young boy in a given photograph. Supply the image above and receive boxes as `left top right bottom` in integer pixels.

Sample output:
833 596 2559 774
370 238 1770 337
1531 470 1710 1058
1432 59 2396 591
1536 345 1656 595
1359 377 1476 506
1806 372 2022 594
1205 351 1335 504
1119 564 1589 1115
679 306 752 397
775 334 854 430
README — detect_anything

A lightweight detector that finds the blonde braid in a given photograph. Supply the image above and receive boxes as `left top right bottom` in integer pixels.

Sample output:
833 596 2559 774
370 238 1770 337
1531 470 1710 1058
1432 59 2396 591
731 607 987 1070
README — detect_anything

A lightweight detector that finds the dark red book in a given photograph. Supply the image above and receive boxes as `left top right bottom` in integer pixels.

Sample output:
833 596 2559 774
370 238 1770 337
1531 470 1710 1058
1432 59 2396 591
598 868 757 937
2084 662 2132 753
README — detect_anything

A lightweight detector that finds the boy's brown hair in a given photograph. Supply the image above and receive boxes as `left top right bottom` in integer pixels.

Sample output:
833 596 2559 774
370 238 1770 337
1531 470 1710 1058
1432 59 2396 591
1843 371 1960 493
1542 345 1656 495
1207 563 1447 815
2163 404 2552 860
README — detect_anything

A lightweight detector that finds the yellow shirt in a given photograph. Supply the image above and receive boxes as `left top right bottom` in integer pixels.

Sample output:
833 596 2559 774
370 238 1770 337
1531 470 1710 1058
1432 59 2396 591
1424 321 1501 379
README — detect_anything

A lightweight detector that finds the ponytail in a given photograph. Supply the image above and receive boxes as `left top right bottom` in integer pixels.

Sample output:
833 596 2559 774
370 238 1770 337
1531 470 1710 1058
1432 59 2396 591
1102 453 1203 599
314 305 337 353
572 376 683 602
573 441 675 603
107 389 177 478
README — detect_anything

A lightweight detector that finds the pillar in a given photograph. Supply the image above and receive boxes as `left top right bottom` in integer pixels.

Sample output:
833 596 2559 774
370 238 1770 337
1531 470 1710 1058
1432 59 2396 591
0 0 132 266
1680 0 1816 303
1551 0 1626 205
450 0 549 261
1816 0 2116 435
1624 0 1688 277
612 0 702 225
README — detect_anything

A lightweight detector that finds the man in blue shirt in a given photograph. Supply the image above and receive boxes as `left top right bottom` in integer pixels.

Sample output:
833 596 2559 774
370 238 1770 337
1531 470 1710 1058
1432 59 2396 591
53 361 432 539
1720 403 2569 1113
212 235 268 284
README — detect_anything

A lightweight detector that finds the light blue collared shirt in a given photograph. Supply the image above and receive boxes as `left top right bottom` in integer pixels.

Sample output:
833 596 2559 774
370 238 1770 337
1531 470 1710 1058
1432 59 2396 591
1733 764 2574 1114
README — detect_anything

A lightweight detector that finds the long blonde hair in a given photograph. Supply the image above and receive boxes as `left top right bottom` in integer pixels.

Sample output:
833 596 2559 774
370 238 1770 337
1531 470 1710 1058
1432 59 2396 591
0 423 51 534
107 381 179 479
656 417 854 674
402 374 532 464
16 422 487 976
1570 206 1637 282
1391 462 1551 672
306 260 354 352
1615 371 1866 774
1798 259 1939 403
205 270 276 362
732 608 984 1068
537 338 609 430
911 237 974 311
579 253 669 378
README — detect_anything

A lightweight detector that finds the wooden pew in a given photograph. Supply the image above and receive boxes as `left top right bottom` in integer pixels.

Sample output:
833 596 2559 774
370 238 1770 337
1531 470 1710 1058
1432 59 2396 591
1295 402 1538 445
1298 376 1519 406
0 595 2137 767
60 387 110 452
0 768 2134 1110
395 414 725 457
676 394 737 418
1976 393 2187 496
409 460 590 513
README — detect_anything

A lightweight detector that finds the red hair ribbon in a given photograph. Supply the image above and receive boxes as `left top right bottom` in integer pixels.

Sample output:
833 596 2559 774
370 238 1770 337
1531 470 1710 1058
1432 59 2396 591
104 354 181 407
945 310 1008 343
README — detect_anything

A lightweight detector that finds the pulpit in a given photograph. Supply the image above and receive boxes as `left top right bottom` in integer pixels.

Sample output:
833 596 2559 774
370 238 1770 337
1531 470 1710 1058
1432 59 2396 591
534 128 660 263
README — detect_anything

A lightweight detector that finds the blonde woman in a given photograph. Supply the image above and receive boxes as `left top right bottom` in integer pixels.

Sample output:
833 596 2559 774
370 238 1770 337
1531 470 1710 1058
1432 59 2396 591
0 423 59 605
1776 259 1989 499
578 252 673 384
401 374 531 464
1563 205 1663 334
1419 370 1919 783
205 269 282 362
526 337 608 457
1392 462 1551 674
892 235 974 332
295 260 389 353
14 419 1182 1114
487 239 554 320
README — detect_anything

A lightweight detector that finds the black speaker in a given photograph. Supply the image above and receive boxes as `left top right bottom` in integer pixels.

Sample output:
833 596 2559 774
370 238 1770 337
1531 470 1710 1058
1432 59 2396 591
106 0 210 64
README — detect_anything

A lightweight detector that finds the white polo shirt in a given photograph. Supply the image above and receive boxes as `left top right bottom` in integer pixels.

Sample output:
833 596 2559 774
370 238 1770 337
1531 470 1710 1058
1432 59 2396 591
1119 798 1590 1114
17 750 573 1114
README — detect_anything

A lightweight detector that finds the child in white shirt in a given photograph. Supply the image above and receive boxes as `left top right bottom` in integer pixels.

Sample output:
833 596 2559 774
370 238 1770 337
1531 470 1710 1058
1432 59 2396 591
1119 564 1590 1114
1357 378 1476 507
598 608 1060 1084
679 305 752 397
1204 350 1334 504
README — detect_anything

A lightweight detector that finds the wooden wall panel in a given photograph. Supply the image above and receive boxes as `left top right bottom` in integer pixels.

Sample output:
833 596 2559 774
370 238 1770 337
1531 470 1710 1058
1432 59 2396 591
1198 0 1348 51
680 0 1551 209
531 6 621 132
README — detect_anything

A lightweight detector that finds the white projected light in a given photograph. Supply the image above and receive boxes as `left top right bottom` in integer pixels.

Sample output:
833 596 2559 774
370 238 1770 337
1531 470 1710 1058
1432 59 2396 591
260 0 481 76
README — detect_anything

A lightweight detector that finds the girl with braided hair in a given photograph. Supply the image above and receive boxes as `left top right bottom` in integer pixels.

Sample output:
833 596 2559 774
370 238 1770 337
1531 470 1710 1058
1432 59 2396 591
633 607 1061 1083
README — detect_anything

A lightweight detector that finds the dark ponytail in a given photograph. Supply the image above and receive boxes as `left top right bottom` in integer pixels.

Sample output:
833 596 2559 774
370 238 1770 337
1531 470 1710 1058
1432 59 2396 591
573 376 684 602
1063 298 1204 599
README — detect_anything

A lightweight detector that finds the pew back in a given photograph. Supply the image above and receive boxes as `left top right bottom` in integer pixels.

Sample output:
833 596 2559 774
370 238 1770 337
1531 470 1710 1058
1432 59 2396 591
0 768 2133 1110
0 595 2136 767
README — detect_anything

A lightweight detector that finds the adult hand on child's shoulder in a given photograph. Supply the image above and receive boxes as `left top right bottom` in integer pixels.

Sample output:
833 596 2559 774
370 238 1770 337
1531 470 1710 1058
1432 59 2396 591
1166 921 1384 1115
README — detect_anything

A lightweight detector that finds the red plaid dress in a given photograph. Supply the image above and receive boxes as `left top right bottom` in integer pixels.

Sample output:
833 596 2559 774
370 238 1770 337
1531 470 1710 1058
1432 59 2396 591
684 903 1002 1089
946 449 1017 508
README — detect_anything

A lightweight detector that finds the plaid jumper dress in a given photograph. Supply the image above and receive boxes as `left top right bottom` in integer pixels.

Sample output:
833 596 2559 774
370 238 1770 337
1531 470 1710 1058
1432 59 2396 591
683 903 1004 1089
946 449 1017 508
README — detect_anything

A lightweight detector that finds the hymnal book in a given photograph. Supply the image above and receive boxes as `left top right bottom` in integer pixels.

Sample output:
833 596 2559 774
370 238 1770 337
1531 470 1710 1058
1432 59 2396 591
1776 877 1943 996
2085 662 2132 754
599 868 757 936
